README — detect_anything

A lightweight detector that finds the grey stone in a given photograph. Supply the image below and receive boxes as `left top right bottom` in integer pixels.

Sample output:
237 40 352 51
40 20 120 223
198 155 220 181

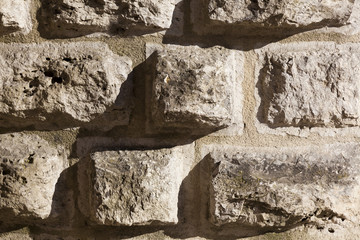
257 42 360 128
208 0 354 28
78 144 194 226
0 133 68 219
206 144 360 230
39 0 178 38
0 0 32 35
0 42 132 130
149 44 242 132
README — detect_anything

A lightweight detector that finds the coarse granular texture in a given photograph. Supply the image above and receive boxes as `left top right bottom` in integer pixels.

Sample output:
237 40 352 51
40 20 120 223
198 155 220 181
1 0 360 239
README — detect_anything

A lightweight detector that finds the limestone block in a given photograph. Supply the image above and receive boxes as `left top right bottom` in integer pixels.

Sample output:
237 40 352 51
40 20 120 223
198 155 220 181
205 144 360 230
149 44 242 133
78 144 194 226
208 0 354 27
0 133 68 219
0 0 32 35
0 42 132 130
39 0 179 38
191 0 360 36
257 42 360 128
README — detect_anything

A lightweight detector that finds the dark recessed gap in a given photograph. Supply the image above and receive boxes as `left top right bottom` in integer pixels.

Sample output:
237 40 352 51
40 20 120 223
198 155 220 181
21 177 27 184
29 78 40 88
46 57 51 61
52 77 63 84
2 169 11 175
63 57 72 62
28 153 35 164
44 71 54 77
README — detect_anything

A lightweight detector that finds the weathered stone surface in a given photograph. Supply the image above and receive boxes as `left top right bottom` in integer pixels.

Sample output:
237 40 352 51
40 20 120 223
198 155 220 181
257 43 360 128
206 144 360 230
150 44 242 132
0 0 32 35
78 144 194 226
39 0 178 38
191 0 360 36
0 133 68 219
0 42 132 130
208 0 354 27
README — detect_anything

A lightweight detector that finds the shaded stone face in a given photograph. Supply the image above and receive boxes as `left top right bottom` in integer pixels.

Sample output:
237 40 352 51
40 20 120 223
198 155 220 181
78 144 194 226
0 42 132 130
0 133 68 219
206 144 360 229
150 45 242 132
208 0 354 27
257 43 360 128
39 0 178 37
0 0 32 35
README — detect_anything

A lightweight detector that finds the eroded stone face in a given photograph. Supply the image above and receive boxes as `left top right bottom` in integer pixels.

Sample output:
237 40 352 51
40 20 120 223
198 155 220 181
206 144 360 229
257 43 360 128
0 42 132 130
78 144 194 226
150 45 242 132
208 0 354 27
39 0 178 37
0 133 68 219
0 0 32 35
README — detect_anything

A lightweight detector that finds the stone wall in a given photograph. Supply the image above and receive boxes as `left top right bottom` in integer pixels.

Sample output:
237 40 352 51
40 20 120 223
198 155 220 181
1 0 360 239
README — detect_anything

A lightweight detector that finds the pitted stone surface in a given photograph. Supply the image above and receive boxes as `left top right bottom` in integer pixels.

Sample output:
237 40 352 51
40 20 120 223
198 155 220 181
0 0 32 35
257 43 360 128
206 144 360 230
150 45 242 131
0 133 68 219
0 42 132 129
39 0 178 38
208 0 354 27
78 144 194 226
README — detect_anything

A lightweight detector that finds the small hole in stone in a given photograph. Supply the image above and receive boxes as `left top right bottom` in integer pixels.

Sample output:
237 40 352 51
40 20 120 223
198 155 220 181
52 77 63 84
28 153 35 164
2 169 10 175
63 57 72 62
29 79 40 88
21 177 27 184
328 228 335 233
44 71 54 77
46 57 51 61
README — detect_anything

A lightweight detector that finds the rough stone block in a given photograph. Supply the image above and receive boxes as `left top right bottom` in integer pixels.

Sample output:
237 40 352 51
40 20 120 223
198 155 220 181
205 144 360 230
191 0 360 36
39 0 179 38
208 0 354 27
149 44 242 133
78 144 194 226
0 42 132 130
257 42 360 128
0 133 68 219
0 0 32 35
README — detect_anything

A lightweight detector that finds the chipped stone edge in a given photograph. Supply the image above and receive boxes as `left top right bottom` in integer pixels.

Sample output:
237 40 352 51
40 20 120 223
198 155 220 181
200 142 360 227
254 41 360 137
0 0 33 36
